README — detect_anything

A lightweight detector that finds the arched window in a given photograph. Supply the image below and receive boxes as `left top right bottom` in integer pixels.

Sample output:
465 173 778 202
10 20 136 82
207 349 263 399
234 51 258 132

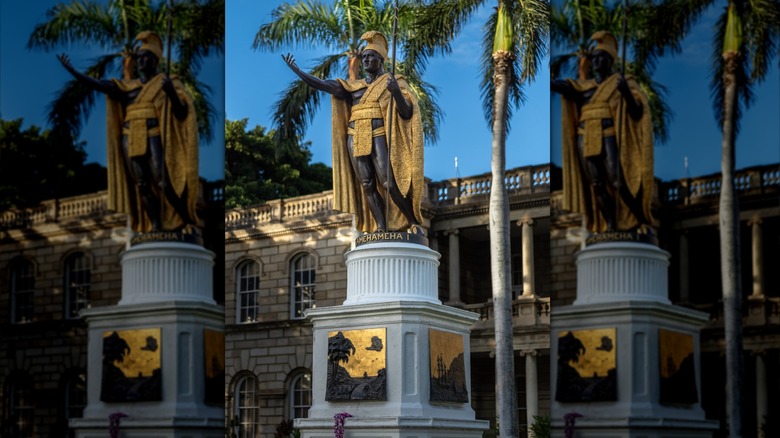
3 372 34 437
232 375 258 438
290 253 316 319
236 260 260 323
10 260 34 324
289 372 312 420
64 253 91 319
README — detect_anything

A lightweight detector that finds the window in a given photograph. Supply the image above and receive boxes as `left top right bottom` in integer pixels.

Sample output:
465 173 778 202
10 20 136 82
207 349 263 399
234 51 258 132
290 253 316 319
290 372 312 419
3 373 34 438
233 375 258 438
64 371 86 420
236 260 260 323
10 260 34 324
64 253 91 319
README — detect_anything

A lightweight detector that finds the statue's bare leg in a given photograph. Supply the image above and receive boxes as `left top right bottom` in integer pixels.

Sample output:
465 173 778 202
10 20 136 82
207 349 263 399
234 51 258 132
347 136 387 232
123 137 161 230
371 136 419 229
578 136 616 230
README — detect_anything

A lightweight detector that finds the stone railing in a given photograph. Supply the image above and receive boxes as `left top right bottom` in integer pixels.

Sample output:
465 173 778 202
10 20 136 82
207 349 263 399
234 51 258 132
0 191 109 229
428 164 550 206
662 164 780 205
691 296 780 328
226 165 550 230
464 295 551 330
225 191 335 230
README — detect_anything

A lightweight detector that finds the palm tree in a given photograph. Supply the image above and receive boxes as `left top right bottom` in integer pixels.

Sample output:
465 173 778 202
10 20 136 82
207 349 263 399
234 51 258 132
28 0 224 142
254 0 445 147
550 0 713 144
710 2 779 436
327 331 356 383
420 1 548 436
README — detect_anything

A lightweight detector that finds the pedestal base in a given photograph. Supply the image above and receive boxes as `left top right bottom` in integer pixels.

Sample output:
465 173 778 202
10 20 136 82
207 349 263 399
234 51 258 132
297 301 489 438
552 242 717 437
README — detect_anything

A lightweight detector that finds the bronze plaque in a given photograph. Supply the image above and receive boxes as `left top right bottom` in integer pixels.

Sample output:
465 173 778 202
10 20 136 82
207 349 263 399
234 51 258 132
101 328 162 402
555 328 617 402
429 329 468 402
204 329 225 405
659 329 698 404
326 328 386 401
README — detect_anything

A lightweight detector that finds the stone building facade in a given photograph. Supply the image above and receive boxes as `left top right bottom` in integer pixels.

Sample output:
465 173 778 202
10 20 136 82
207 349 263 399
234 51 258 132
224 165 553 437
0 183 223 437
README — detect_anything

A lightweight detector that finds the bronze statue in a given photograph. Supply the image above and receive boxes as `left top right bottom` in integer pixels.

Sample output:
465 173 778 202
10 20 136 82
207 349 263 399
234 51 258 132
552 31 654 233
283 31 424 235
59 31 200 234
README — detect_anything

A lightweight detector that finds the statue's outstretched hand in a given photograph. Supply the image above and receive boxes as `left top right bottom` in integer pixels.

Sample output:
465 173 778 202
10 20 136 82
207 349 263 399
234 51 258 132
282 53 298 71
57 53 74 72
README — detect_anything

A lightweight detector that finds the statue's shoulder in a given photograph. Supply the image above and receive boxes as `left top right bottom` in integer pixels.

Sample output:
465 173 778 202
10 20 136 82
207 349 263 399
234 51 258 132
338 78 367 92
113 77 143 92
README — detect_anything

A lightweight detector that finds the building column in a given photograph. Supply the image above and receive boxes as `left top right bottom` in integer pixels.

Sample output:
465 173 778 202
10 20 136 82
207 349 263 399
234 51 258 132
749 218 764 297
519 218 535 297
521 349 538 430
755 351 767 438
446 230 462 305
678 230 690 303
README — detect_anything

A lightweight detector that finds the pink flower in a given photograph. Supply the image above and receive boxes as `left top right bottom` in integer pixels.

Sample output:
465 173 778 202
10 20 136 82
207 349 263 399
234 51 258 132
333 412 352 438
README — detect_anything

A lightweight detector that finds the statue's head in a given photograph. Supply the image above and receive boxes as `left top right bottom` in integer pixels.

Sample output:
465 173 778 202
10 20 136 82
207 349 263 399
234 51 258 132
360 31 388 72
134 31 163 72
589 31 617 77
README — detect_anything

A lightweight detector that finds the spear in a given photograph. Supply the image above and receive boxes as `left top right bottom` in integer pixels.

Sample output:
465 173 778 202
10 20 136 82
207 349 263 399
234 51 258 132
159 0 174 230
615 0 628 229
385 0 399 226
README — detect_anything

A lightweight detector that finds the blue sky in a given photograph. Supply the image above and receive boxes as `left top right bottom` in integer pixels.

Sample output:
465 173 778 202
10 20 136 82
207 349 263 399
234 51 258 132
227 0 551 183
0 0 225 182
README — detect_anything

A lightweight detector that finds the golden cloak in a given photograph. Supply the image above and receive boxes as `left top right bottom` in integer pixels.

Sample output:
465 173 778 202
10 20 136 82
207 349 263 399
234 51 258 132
561 73 654 233
331 74 424 233
106 73 200 233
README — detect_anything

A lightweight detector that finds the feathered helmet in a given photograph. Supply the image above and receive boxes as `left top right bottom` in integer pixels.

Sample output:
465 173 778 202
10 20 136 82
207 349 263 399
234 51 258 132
360 31 388 60
590 30 618 60
135 30 163 60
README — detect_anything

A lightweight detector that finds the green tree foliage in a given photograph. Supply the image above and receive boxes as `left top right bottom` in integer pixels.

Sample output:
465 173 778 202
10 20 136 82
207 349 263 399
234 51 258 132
225 119 332 209
0 118 107 210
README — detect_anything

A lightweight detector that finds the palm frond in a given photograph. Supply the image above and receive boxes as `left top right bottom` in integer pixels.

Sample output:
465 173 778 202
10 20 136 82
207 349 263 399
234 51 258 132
28 0 119 50
397 59 443 144
254 1 344 51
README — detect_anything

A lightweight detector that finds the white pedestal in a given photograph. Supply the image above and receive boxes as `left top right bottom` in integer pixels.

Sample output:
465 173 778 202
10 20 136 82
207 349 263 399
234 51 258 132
296 242 489 437
343 242 441 305
552 242 717 437
71 241 223 437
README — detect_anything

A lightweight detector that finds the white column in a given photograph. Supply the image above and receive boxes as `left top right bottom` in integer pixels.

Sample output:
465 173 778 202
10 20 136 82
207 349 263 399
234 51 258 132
446 230 463 305
678 231 690 302
750 218 764 297
521 349 539 431
756 351 767 438
519 218 535 297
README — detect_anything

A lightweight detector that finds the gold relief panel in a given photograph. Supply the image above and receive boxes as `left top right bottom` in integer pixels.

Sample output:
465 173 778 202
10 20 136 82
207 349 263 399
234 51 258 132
555 327 617 402
101 328 162 402
429 329 468 403
326 328 386 401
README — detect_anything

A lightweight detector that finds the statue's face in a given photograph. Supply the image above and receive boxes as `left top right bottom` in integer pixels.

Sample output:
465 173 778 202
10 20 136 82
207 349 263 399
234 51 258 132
590 50 614 77
135 50 159 74
361 49 384 74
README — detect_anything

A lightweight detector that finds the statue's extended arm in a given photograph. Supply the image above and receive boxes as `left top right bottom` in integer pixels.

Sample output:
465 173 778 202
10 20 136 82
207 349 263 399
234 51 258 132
58 54 121 99
162 77 188 120
283 54 350 100
617 76 643 120
386 74 412 120
551 79 579 102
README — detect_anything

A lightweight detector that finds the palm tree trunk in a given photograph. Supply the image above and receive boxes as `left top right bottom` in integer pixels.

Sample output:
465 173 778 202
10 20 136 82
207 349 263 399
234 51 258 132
720 50 743 438
490 48 518 438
